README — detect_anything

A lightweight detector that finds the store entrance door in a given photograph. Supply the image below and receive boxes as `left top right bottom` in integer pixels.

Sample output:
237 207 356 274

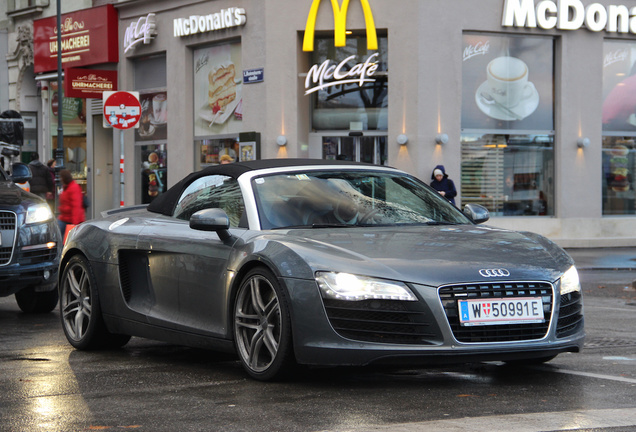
321 134 388 165
91 114 113 218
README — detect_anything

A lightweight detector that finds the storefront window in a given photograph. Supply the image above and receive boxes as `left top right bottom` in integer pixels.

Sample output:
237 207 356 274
197 137 239 168
602 41 636 215
321 136 387 165
461 134 554 216
50 82 87 194
461 33 554 216
193 42 244 164
134 55 167 204
139 144 167 205
309 35 388 131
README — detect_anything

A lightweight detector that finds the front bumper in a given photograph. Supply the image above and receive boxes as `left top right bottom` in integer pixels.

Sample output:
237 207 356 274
0 262 59 296
284 278 585 367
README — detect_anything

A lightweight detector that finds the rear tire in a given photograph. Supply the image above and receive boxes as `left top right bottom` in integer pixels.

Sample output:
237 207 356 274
233 267 295 381
15 286 59 314
59 255 131 350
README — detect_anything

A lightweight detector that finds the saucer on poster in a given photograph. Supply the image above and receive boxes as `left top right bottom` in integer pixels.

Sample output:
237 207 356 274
475 80 540 121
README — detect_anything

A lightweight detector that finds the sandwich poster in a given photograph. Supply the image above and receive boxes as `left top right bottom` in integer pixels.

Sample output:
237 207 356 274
194 42 243 137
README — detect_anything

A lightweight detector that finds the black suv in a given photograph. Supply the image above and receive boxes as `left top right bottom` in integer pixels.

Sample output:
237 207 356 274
0 163 60 312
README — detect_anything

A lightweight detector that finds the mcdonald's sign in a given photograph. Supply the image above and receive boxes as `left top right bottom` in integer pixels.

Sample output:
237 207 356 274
303 0 378 52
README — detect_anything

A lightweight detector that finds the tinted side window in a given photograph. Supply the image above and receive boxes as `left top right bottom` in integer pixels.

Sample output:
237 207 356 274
173 175 245 227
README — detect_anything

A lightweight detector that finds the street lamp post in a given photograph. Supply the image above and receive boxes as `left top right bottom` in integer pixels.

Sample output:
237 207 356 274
54 0 64 212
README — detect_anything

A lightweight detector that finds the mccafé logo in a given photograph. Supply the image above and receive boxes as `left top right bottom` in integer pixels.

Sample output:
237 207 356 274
503 0 636 33
303 0 379 95
302 0 377 51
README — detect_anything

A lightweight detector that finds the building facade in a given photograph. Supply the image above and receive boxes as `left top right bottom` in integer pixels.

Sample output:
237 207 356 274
7 0 636 247
1 0 92 164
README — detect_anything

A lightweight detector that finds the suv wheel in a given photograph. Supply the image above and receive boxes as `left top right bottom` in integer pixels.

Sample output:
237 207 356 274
15 286 59 314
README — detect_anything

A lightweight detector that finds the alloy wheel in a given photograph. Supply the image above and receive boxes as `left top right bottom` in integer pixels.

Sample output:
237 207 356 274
61 260 93 342
234 274 282 373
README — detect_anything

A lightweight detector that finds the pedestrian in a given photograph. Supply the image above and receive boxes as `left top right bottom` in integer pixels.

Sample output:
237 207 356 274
28 152 54 200
430 165 457 205
57 169 85 237
46 159 56 184
45 159 57 209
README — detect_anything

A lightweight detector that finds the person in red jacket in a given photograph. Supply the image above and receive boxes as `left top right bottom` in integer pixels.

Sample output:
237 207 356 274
58 169 85 236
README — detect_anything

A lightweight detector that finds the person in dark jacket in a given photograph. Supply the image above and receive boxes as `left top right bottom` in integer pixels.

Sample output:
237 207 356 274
430 165 457 206
28 152 54 200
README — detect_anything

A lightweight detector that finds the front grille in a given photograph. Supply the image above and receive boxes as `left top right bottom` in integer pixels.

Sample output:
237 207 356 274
322 298 443 345
18 247 58 265
439 282 553 343
556 291 584 337
0 211 17 265
0 247 12 264
0 211 16 230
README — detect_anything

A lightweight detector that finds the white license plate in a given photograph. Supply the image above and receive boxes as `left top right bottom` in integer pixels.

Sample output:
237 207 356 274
458 297 544 326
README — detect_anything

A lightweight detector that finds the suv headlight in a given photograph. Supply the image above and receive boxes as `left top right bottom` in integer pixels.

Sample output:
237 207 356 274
560 265 581 295
316 272 417 301
25 203 54 224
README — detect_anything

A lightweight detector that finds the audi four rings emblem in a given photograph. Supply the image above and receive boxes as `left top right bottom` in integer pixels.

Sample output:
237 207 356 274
479 268 510 277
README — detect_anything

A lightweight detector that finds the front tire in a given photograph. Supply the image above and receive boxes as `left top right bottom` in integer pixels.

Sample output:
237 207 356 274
59 255 131 350
233 268 295 381
15 286 59 314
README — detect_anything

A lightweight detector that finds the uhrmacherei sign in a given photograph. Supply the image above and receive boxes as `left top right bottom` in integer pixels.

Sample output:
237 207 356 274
65 68 117 99
33 4 118 74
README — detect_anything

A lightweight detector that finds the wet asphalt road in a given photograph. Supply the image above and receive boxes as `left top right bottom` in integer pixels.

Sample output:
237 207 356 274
0 269 635 432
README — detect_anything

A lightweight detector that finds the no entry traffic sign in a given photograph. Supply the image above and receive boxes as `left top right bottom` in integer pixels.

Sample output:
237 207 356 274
103 91 141 129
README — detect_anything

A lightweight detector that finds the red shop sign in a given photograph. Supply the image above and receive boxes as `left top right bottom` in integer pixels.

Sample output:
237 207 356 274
33 4 118 74
65 68 117 99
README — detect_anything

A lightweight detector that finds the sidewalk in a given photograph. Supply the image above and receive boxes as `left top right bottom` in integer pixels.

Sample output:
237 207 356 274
565 247 636 271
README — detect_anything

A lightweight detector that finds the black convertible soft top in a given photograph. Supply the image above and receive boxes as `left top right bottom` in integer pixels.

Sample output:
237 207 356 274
147 158 375 216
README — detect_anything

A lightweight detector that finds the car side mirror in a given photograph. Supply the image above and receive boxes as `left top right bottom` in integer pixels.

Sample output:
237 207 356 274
190 208 232 241
10 162 32 184
463 203 490 224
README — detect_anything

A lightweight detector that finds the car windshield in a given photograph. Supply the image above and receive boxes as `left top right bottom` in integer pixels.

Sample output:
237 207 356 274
252 170 472 229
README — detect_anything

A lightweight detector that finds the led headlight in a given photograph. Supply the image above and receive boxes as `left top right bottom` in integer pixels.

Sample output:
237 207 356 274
560 265 581 295
316 272 417 301
25 203 54 224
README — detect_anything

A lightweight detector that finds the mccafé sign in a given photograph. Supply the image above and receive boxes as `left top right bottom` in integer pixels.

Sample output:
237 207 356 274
302 0 377 51
503 0 636 33
303 0 379 96
33 5 118 74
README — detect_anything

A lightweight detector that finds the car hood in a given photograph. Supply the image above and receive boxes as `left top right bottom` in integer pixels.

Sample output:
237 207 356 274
0 181 39 206
266 224 573 286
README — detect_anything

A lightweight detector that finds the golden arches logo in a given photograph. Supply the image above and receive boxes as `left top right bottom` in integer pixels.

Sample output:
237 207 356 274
302 0 377 52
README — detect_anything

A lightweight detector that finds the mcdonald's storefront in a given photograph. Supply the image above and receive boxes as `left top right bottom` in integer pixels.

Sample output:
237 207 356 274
115 0 636 247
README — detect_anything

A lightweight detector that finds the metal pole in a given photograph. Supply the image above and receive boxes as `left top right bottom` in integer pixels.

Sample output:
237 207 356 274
54 0 64 212
120 130 125 207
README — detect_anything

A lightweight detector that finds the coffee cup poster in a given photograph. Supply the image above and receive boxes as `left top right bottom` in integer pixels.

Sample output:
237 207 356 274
462 34 553 130
194 42 243 137
135 91 168 141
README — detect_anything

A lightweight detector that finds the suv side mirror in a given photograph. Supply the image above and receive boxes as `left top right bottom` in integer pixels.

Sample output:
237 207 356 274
10 163 32 184
463 203 490 224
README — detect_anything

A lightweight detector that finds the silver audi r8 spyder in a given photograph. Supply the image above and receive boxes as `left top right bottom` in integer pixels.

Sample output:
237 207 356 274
58 159 584 380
